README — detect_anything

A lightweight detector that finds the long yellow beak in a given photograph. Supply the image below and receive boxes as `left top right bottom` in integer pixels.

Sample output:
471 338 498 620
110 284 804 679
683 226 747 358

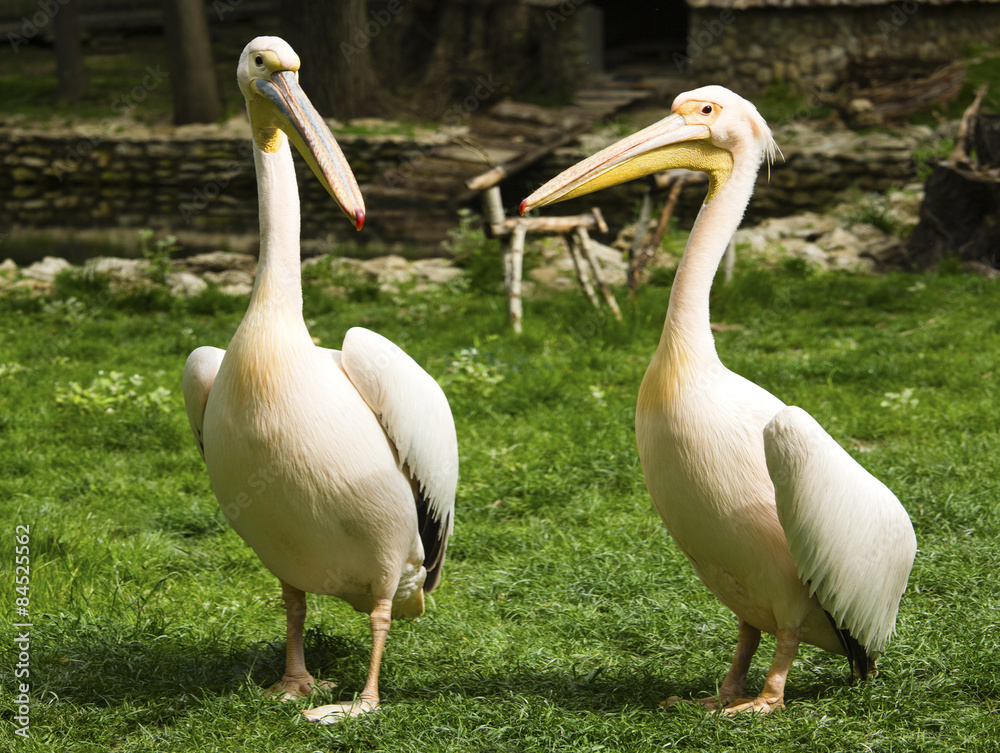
520 114 715 215
253 70 366 230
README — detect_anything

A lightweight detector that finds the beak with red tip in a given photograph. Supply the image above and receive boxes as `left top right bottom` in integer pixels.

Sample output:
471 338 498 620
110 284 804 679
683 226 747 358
252 70 366 230
520 114 712 215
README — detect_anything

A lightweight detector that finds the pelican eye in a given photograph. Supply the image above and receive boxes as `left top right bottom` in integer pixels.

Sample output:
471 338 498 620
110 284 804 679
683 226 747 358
254 54 264 67
701 104 713 115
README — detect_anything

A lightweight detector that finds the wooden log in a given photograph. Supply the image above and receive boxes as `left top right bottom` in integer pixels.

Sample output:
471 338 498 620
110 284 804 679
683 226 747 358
486 211 610 237
974 113 1000 170
568 235 601 309
506 222 527 334
652 168 707 191
907 90 1000 271
629 173 690 291
628 189 653 279
951 83 989 164
465 120 592 193
906 162 1000 270
576 226 622 321
481 186 506 236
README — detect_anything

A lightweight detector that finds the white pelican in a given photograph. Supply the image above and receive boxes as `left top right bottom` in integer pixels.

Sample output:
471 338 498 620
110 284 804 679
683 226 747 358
182 37 457 723
521 86 916 713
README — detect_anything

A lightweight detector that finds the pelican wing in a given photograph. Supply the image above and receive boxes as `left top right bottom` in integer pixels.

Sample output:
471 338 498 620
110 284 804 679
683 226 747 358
764 406 916 656
182 346 226 461
341 327 458 591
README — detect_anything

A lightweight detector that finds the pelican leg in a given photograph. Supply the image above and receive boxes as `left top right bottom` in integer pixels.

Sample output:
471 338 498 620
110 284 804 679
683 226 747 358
722 626 800 714
667 618 761 710
303 596 392 723
268 581 335 699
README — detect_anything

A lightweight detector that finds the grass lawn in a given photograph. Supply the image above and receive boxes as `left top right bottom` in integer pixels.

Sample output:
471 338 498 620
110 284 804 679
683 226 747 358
2 256 1000 752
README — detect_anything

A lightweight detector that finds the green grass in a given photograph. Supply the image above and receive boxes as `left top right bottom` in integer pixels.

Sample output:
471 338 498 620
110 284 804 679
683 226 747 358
3 258 1000 752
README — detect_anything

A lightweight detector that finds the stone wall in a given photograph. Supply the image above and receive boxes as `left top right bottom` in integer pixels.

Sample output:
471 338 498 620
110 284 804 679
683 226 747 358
0 122 455 256
685 3 1000 94
1 118 947 259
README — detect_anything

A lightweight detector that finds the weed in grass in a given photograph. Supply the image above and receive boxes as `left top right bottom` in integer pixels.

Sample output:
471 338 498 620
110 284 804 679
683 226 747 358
839 192 908 238
446 209 504 295
137 229 179 286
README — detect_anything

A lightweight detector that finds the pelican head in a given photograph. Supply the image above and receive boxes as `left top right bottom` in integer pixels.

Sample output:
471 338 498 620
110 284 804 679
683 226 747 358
520 85 778 214
238 36 365 230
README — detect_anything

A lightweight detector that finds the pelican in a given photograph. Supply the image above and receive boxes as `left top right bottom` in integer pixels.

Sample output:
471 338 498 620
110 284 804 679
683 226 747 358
182 37 457 723
521 86 916 713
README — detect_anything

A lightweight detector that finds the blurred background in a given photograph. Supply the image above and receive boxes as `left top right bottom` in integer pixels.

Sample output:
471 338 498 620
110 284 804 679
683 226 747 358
0 1 996 268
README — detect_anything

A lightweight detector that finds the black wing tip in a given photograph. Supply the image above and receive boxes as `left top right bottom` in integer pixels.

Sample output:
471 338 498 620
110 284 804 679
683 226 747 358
414 484 451 594
824 610 872 682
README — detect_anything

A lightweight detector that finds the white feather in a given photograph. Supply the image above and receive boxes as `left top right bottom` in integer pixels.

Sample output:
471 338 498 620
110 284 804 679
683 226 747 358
765 406 917 655
341 327 458 535
182 346 226 461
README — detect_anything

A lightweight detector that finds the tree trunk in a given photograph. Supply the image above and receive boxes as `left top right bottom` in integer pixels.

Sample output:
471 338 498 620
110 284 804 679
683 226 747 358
906 163 1000 269
162 0 222 125
55 0 88 102
281 0 382 120
905 92 1000 270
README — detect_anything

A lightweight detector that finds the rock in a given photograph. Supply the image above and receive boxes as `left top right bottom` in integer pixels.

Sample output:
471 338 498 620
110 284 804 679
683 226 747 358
183 251 257 275
359 254 415 292
203 268 255 291
84 256 150 282
168 271 209 297
22 256 71 282
0 258 17 277
301 255 330 271
11 278 52 294
846 98 881 128
411 258 463 285
961 261 1000 280
529 266 575 291
360 254 411 278
218 282 254 296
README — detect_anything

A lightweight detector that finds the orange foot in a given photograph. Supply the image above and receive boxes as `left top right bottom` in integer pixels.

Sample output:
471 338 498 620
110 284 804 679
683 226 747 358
721 695 784 714
663 694 783 714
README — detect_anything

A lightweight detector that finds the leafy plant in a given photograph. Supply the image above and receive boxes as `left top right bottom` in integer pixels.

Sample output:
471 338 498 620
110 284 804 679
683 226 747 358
912 137 955 182
439 345 506 398
840 192 907 237
446 208 503 294
55 370 173 414
137 229 179 285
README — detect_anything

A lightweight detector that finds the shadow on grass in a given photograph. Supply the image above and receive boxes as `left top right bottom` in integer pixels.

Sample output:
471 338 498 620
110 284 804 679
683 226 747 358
32 612 879 723
31 617 364 712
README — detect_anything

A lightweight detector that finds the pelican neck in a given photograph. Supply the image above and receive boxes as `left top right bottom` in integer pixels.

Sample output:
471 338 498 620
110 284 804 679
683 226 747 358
250 136 305 314
658 153 762 365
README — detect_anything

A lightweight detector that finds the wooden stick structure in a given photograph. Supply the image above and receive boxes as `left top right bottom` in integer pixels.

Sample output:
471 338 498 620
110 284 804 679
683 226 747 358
478 185 621 333
628 169 708 291
951 83 989 165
